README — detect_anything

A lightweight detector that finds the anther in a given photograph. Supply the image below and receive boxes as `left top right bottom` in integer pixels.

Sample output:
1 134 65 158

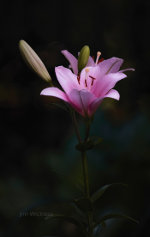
89 75 96 86
95 51 101 64
85 68 89 73
85 79 88 87
77 74 80 84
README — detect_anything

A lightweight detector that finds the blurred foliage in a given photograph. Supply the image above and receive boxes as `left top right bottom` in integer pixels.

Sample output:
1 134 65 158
0 0 150 236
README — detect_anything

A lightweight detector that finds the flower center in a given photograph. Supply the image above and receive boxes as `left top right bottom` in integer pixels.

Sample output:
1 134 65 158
85 68 96 87
76 51 102 87
76 68 97 87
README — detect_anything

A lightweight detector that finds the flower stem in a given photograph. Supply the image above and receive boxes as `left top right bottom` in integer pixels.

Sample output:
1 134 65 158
81 151 90 198
71 110 82 144
83 120 93 237
82 150 93 237
71 111 90 198
71 110 93 237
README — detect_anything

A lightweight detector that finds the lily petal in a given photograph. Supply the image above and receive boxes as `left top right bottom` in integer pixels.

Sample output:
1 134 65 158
92 72 127 97
87 56 95 67
61 50 78 74
89 89 120 115
40 87 69 102
68 89 96 116
104 89 120 100
55 66 80 94
98 57 124 75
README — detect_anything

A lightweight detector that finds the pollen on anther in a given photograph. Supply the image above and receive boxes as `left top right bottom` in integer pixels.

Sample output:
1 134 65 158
85 68 90 73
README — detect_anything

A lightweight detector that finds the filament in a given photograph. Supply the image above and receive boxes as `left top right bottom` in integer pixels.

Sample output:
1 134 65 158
95 51 101 64
85 68 89 87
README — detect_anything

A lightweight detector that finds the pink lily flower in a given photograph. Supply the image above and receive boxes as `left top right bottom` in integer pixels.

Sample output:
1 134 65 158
41 50 134 117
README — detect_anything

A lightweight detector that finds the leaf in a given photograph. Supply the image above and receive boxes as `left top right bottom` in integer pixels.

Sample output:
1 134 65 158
93 221 106 236
74 197 93 212
76 141 92 151
101 221 106 228
90 136 103 146
91 183 128 203
94 213 139 227
76 137 102 152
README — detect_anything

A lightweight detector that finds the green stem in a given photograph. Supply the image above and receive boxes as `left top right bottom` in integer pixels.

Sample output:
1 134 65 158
84 120 93 237
71 110 82 144
84 119 91 142
71 111 93 237
82 151 93 237
81 151 90 198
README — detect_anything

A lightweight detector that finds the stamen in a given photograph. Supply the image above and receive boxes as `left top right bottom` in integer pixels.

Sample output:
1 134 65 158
85 68 89 87
85 79 88 87
95 51 101 64
77 74 80 84
85 68 90 73
89 75 96 86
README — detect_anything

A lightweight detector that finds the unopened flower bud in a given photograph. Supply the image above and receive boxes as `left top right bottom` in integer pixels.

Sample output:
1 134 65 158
78 45 90 73
19 40 52 83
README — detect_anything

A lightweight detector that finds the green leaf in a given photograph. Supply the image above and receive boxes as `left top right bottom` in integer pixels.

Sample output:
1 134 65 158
89 136 103 147
76 137 102 152
91 183 128 203
101 221 106 228
94 213 139 227
75 141 92 151
74 197 93 212
93 221 106 236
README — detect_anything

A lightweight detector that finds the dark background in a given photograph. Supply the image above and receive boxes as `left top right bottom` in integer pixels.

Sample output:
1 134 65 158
0 0 150 236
